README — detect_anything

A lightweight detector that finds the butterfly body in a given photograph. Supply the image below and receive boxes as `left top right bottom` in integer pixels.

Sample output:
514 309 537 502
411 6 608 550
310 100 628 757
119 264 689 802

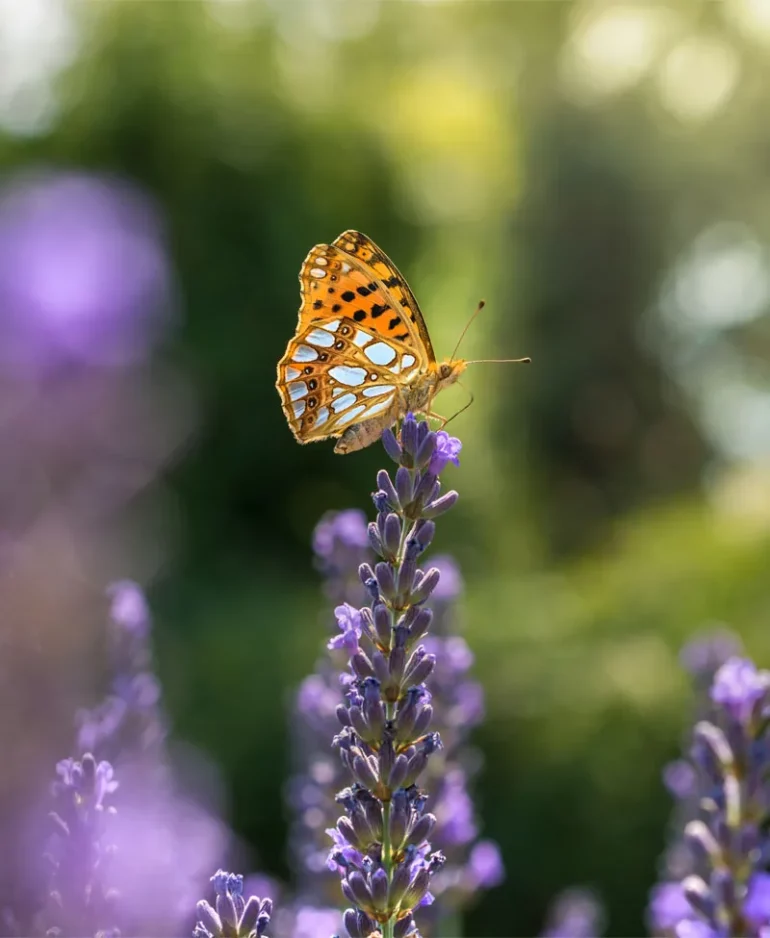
276 230 466 453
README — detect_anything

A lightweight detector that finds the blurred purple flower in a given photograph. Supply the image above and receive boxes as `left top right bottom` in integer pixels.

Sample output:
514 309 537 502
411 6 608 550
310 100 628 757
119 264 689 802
313 509 369 558
710 657 769 722
745 874 770 930
679 629 742 680
468 840 505 890
0 170 172 371
541 888 604 938
649 882 693 931
107 579 151 636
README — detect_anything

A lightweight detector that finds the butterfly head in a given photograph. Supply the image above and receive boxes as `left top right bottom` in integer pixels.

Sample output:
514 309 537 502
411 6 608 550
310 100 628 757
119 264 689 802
435 358 467 392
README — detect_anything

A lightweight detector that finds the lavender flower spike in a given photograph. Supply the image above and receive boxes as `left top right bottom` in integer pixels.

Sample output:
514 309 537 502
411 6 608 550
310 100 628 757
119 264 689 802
327 414 462 938
43 753 119 937
649 654 770 937
194 870 274 938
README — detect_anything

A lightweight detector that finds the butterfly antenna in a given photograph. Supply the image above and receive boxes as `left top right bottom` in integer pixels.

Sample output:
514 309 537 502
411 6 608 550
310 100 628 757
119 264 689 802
450 299 486 362
465 357 532 364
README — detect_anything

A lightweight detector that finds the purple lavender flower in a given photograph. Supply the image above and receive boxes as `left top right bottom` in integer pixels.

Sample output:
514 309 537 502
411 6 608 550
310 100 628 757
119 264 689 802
194 870 273 938
329 604 364 654
540 888 604 938
287 420 501 936
710 657 769 723
649 644 770 937
75 581 230 936
0 170 172 372
42 753 119 936
319 413 475 938
75 580 167 766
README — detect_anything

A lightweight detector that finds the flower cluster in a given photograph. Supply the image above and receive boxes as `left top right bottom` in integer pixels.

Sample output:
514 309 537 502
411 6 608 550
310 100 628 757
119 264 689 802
194 870 273 938
323 415 467 938
649 652 770 938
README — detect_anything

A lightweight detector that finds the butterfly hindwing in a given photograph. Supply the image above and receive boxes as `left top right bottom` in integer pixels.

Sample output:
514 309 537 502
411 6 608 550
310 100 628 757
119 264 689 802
276 316 423 443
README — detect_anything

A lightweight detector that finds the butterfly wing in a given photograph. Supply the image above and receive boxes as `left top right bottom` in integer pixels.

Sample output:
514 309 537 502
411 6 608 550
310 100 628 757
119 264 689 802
277 232 433 445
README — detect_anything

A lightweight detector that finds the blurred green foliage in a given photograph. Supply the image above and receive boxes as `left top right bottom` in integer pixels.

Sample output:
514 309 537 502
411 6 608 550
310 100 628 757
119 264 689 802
4 0 770 934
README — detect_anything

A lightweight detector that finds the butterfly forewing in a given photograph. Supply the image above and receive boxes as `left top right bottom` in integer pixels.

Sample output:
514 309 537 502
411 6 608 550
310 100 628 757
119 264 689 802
277 231 433 445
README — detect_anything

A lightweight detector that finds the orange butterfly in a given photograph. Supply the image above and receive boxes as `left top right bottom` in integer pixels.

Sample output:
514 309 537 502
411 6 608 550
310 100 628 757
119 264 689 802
276 230 528 454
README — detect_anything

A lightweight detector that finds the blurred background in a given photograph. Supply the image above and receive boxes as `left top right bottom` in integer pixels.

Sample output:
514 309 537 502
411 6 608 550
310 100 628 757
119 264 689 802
2 0 770 935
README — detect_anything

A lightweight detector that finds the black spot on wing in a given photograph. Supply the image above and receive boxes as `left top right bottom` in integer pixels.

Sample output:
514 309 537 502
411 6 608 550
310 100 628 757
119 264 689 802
388 316 401 330
395 332 409 341
356 285 372 297
384 276 400 288
332 303 342 312
353 310 367 322
370 303 389 318
313 300 323 310
341 290 356 302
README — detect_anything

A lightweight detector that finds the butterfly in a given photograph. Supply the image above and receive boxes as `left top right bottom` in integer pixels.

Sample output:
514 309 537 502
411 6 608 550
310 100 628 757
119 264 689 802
276 230 528 454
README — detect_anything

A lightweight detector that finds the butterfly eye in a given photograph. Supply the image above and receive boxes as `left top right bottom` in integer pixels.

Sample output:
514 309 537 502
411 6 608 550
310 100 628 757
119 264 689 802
439 363 452 379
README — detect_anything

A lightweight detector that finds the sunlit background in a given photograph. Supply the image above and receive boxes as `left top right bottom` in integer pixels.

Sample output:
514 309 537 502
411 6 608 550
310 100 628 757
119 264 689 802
2 1 770 935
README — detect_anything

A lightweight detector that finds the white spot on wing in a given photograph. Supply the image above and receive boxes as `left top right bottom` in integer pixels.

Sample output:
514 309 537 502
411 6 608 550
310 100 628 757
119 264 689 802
341 261 352 273
363 384 395 397
402 354 416 368
321 320 341 332
285 366 301 380
292 400 306 418
315 406 329 428
340 404 366 423
354 330 373 347
315 256 328 266
365 342 397 366
291 344 318 362
390 361 401 374
288 382 308 401
329 365 367 386
332 386 346 398
310 267 326 278
306 328 335 348
358 398 393 420
332 392 357 413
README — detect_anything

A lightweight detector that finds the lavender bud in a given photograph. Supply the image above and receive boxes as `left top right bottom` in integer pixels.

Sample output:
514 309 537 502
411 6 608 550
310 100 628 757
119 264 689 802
383 513 402 558
412 704 433 738
404 650 436 686
408 812 436 847
388 790 409 850
367 522 384 556
336 704 351 727
196 901 221 936
347 871 375 914
388 860 412 909
337 816 360 848
401 867 431 911
411 471 438 510
382 428 402 463
376 469 401 510
423 490 460 519
352 754 379 791
394 913 418 938
395 467 413 507
372 491 390 514
343 908 376 938
682 875 714 921
240 896 261 935
684 819 721 864
215 892 238 930
693 721 735 771
388 645 407 686
407 606 432 642
413 519 436 550
415 430 437 470
372 651 390 684
351 652 375 680
372 601 392 644
410 569 441 606
388 755 409 790
371 868 389 911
